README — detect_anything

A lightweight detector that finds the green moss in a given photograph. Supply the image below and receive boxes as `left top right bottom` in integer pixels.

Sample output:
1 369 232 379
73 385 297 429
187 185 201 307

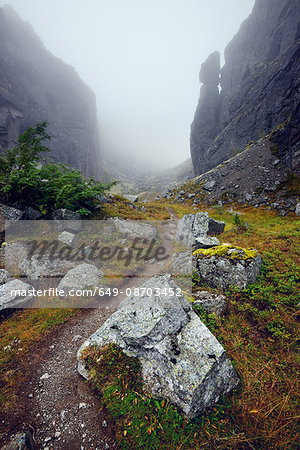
193 243 258 260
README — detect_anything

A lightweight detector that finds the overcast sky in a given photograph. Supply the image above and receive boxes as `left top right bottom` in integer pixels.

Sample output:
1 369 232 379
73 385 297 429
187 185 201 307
1 0 255 169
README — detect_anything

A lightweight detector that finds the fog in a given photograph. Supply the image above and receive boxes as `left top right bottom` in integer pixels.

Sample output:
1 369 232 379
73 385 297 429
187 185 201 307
1 0 255 169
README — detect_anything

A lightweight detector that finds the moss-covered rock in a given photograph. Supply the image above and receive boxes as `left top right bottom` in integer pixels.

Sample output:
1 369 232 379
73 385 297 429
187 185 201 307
193 244 262 290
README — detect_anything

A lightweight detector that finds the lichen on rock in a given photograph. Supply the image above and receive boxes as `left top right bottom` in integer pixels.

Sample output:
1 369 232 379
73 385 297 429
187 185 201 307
193 243 259 261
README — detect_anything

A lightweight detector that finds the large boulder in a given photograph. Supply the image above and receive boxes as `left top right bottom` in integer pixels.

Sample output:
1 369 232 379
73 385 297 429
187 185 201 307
0 279 33 310
57 263 104 295
176 212 220 249
77 274 239 418
194 243 262 290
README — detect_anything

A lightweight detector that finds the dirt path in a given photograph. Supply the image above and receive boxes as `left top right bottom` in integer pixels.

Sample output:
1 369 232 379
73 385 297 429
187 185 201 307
1 212 179 449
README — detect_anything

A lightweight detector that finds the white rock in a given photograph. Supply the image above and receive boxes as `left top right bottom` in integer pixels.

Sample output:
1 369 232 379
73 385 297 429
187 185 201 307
40 373 50 380
176 212 220 249
0 279 33 311
123 194 138 202
78 274 239 418
58 231 78 248
57 263 104 294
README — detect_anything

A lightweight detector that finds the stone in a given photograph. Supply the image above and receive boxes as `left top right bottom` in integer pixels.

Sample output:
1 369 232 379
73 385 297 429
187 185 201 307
112 218 158 240
170 251 192 276
57 263 104 294
203 180 216 191
78 274 239 418
73 334 83 342
295 202 300 216
194 236 220 250
193 291 227 316
176 212 220 248
0 204 23 232
22 207 43 220
52 209 82 232
193 244 262 290
1 431 34 450
0 279 33 310
96 194 112 204
0 269 12 285
208 218 225 235
58 231 78 248
4 242 29 276
123 194 138 203
40 373 51 380
245 193 252 202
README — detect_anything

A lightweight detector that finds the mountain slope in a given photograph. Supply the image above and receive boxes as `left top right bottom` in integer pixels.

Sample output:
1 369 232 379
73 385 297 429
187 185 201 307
191 0 300 176
0 5 101 178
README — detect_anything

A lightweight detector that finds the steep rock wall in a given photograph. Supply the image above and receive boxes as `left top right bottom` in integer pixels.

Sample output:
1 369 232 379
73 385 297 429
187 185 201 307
0 5 101 178
191 0 300 176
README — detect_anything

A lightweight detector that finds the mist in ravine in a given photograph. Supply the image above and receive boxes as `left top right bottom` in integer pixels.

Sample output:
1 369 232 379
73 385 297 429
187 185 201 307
0 0 254 169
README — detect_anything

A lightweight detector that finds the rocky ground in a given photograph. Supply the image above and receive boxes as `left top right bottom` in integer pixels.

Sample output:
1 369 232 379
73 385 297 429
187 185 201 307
162 138 299 216
0 308 117 450
0 213 179 449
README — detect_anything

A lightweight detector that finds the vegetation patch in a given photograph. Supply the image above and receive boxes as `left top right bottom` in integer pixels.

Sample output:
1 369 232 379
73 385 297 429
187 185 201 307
82 343 240 449
193 243 258 260
0 122 115 217
100 197 170 221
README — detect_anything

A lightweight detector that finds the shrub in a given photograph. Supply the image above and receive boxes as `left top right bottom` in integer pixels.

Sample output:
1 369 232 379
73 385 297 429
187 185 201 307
0 122 116 216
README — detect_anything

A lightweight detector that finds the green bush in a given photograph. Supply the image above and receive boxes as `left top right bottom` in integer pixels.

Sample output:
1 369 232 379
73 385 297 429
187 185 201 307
0 122 115 216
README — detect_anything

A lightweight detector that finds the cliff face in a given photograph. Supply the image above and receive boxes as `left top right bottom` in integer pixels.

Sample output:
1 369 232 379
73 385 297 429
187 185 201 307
0 5 101 178
191 0 300 176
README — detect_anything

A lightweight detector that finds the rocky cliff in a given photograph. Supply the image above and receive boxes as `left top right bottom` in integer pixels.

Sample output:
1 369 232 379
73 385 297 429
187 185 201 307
0 5 101 178
191 0 300 176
